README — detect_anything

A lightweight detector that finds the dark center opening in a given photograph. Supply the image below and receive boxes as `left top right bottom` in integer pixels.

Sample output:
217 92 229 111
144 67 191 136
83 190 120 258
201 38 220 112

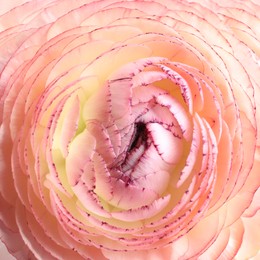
128 121 148 152
109 122 149 175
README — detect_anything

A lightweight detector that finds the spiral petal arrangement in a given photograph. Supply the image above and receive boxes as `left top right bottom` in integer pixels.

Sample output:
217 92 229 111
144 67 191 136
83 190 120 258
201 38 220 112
0 0 259 259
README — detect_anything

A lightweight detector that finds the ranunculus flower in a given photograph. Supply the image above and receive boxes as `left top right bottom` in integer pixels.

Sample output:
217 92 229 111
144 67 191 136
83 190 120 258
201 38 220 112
0 0 259 259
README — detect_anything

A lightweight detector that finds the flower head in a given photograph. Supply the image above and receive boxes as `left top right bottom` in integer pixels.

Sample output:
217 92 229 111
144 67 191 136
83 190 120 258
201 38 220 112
0 0 259 259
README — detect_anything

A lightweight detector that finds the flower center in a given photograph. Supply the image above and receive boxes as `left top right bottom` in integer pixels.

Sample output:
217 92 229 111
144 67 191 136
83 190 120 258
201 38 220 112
113 122 150 177
128 121 148 152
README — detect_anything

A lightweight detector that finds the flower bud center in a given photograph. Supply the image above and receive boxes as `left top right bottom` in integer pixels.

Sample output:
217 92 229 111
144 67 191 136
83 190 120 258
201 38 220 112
129 122 148 152
118 122 150 175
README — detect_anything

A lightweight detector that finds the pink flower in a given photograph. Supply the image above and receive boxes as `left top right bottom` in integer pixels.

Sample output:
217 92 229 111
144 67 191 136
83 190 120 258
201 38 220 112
0 0 259 259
